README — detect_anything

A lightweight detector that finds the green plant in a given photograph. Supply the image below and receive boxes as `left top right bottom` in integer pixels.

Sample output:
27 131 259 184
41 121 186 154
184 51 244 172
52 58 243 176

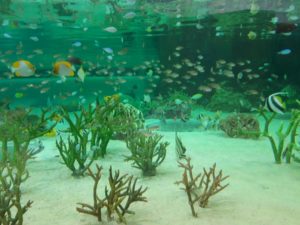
0 149 33 225
92 98 144 157
125 132 169 176
175 158 229 217
259 107 300 164
0 107 56 163
77 165 147 223
56 133 95 177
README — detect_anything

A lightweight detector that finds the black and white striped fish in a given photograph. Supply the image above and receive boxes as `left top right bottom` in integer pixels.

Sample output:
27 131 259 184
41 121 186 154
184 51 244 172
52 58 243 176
175 132 187 159
265 92 287 114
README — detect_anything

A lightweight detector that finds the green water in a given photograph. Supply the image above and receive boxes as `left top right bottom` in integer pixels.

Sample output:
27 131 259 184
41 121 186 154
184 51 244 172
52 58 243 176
0 1 300 225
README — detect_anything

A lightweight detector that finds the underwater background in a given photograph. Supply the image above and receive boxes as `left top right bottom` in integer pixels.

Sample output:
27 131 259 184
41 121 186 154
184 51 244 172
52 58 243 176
0 1 300 225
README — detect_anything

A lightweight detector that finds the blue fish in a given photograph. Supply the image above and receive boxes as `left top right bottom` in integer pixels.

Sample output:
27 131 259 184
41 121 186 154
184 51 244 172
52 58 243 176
277 49 291 55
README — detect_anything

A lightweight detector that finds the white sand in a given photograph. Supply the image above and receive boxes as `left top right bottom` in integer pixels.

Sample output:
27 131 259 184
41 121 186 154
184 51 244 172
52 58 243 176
22 126 300 225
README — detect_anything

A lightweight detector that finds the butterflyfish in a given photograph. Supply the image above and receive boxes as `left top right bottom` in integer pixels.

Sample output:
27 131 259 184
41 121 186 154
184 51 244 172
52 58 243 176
11 60 35 77
53 61 75 77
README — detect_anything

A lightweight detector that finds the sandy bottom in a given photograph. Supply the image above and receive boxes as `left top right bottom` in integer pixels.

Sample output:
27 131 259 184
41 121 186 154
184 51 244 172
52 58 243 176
22 126 300 225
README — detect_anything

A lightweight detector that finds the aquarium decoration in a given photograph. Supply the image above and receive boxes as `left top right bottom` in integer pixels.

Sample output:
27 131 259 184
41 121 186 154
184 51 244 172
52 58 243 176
175 132 187 159
0 150 33 225
175 158 229 217
76 165 147 223
219 113 260 139
259 107 300 164
125 132 169 176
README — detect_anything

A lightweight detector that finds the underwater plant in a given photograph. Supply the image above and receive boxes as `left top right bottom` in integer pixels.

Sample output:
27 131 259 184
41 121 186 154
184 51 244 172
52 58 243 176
219 113 260 139
258 107 300 164
92 96 144 157
0 149 33 225
0 107 56 163
175 158 229 217
125 132 169 176
76 165 147 223
152 91 193 122
59 97 144 159
56 133 95 177
206 88 252 112
197 111 222 131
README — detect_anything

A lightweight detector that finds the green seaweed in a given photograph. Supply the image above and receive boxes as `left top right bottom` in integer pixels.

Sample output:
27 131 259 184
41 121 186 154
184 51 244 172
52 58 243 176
125 132 169 176
0 149 33 225
92 97 144 157
56 133 95 177
207 88 252 112
0 107 56 163
259 107 300 164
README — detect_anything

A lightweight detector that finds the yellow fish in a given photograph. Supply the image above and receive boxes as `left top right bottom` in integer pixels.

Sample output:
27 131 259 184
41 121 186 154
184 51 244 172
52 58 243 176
44 128 57 137
104 94 120 103
53 61 75 77
77 66 86 82
11 60 35 77
247 31 257 40
52 113 63 123
15 92 24 98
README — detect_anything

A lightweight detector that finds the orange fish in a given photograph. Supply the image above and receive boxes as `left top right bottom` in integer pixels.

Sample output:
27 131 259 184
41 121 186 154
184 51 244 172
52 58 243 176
11 60 35 77
53 61 75 77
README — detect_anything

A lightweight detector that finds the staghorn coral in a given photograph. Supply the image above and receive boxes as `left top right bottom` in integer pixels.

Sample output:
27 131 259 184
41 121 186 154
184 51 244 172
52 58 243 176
56 134 95 177
0 107 56 163
219 113 260 139
92 97 144 157
175 158 229 217
76 165 147 223
258 107 300 164
125 132 169 176
0 149 33 225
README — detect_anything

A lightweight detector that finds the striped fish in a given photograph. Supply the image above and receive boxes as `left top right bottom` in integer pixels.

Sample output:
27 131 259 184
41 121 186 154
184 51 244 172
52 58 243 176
175 132 186 159
265 92 287 114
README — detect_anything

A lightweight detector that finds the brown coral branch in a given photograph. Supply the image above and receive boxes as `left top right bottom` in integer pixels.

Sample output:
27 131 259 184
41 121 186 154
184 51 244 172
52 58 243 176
176 158 229 217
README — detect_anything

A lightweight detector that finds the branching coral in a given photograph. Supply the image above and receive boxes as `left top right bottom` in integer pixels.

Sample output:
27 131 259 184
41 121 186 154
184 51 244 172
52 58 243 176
92 96 144 157
175 158 229 217
0 150 32 225
258 107 300 163
76 165 147 223
0 107 56 163
56 133 95 177
125 132 169 176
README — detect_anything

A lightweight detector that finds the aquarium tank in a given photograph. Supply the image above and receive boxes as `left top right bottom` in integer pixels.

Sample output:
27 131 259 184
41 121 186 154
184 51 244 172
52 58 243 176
0 0 300 225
